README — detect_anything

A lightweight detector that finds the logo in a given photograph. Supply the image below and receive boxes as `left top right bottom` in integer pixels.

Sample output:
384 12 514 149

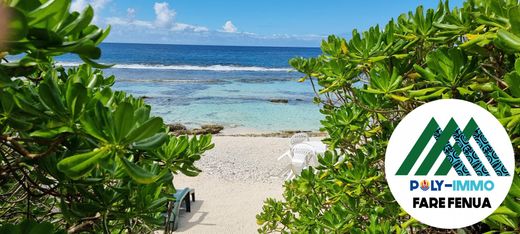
419 180 430 191
396 117 510 177
385 99 514 229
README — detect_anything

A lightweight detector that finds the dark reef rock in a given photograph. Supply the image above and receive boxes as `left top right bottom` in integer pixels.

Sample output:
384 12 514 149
269 98 288 103
168 123 224 135
167 123 187 131
200 124 224 134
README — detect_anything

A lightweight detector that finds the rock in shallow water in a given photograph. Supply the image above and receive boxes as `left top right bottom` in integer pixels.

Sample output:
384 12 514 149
168 123 224 135
200 124 224 134
269 98 288 103
167 123 187 131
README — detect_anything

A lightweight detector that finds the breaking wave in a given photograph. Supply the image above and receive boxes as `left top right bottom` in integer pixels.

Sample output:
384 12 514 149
57 62 293 72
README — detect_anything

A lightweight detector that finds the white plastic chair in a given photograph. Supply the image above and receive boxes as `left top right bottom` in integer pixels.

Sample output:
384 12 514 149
285 144 316 180
277 133 310 161
290 132 309 146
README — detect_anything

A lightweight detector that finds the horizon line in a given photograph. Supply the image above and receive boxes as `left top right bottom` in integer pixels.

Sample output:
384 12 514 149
102 41 322 49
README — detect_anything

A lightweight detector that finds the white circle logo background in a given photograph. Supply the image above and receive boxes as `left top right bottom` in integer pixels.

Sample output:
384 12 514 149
385 99 514 229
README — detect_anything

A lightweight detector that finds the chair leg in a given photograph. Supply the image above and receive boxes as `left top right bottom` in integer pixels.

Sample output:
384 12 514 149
191 190 195 202
278 165 291 177
164 201 173 234
285 170 293 180
185 195 191 212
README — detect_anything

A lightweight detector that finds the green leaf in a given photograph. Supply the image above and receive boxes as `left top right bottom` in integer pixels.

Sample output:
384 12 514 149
65 82 87 120
74 44 101 60
80 56 114 69
505 72 520 97
413 64 436 81
38 81 66 114
120 156 163 184
80 109 108 142
12 92 42 116
6 117 33 130
456 87 474 96
124 117 163 143
497 97 520 104
492 206 518 217
509 6 520 36
516 58 520 74
30 126 73 138
132 133 168 150
57 148 109 179
94 25 111 45
7 8 28 40
161 136 189 160
409 87 441 97
415 87 447 100
388 94 409 102
27 0 67 25
28 222 54 234
495 29 520 52
504 197 520 215
113 102 135 142
58 6 94 35
486 214 518 228
509 175 520 197
0 94 14 114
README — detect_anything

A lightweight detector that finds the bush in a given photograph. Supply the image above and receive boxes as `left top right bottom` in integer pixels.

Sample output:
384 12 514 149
0 0 213 233
257 0 520 232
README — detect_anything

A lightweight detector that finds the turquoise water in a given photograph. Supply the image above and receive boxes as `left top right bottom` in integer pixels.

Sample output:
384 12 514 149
59 43 323 132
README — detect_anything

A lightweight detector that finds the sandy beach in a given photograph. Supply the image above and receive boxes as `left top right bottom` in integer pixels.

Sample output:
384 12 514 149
172 135 321 233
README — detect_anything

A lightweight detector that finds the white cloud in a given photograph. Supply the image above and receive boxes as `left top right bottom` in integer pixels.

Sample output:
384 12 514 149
107 2 206 33
103 2 323 46
154 2 176 28
71 0 111 23
173 23 209 32
127 8 136 20
71 0 110 12
91 0 110 11
70 0 87 12
106 17 153 28
222 20 237 33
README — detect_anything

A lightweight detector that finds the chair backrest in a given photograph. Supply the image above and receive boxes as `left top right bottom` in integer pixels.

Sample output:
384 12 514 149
290 133 309 146
291 144 316 163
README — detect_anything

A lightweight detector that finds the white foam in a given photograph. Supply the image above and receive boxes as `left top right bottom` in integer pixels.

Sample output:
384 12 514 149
57 62 293 72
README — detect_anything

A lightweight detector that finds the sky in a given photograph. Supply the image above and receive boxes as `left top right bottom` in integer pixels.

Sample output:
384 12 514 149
72 0 465 47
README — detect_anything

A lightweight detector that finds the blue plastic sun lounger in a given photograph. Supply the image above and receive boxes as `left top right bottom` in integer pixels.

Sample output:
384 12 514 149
164 188 195 233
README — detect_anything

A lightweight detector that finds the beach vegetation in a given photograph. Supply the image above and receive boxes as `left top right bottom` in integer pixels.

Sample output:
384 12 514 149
0 0 213 233
257 0 520 232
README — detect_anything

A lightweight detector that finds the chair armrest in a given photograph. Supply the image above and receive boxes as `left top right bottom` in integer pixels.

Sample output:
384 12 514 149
277 150 291 161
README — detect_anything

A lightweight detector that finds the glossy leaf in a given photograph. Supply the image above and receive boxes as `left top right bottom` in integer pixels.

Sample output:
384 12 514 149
57 148 110 179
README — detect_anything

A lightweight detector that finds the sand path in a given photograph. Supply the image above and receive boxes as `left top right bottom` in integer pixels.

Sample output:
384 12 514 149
173 136 302 233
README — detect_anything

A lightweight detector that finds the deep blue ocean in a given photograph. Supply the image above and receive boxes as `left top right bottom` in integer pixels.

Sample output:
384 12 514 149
58 43 323 132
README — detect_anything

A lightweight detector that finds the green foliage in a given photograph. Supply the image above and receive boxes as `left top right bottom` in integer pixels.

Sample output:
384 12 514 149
0 220 65 234
1 0 110 70
0 0 213 233
258 0 520 232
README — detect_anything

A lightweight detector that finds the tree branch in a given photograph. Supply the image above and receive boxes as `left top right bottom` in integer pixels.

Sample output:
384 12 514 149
0 135 63 159
481 65 508 88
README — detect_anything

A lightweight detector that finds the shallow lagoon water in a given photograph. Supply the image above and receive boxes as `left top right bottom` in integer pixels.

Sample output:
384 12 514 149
59 43 323 132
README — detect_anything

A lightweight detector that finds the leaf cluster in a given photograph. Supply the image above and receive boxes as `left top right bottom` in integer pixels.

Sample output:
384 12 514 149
0 1 214 233
258 0 520 233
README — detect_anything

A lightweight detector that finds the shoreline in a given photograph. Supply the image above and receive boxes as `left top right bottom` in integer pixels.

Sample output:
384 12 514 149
168 123 325 137
218 130 326 138
218 125 325 137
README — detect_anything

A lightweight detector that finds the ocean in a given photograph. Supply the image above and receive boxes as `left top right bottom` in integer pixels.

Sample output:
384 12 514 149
58 43 323 132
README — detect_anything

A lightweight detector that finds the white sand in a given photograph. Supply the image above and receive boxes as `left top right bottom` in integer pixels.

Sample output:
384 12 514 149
172 136 318 233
